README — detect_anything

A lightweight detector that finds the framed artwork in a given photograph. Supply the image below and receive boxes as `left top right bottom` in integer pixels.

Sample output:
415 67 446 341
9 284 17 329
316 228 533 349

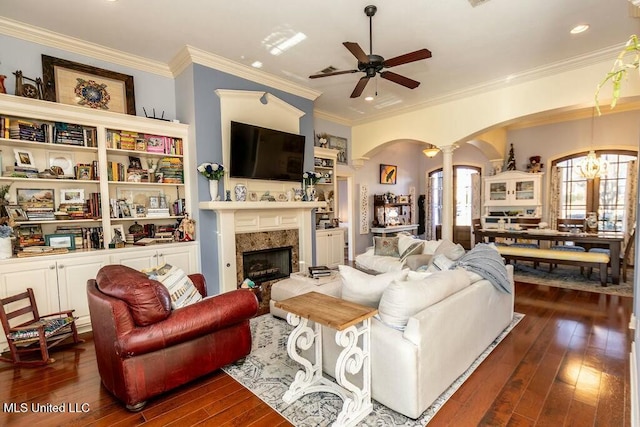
398 195 409 203
45 233 76 250
118 200 133 218
48 151 75 177
17 188 54 209
4 205 27 221
110 224 125 242
328 135 348 165
60 188 85 204
380 164 397 185
75 164 92 180
14 148 35 168
134 204 146 218
41 55 136 115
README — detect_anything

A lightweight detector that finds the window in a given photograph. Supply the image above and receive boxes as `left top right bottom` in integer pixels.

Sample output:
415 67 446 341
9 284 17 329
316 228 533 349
555 151 636 232
430 166 480 227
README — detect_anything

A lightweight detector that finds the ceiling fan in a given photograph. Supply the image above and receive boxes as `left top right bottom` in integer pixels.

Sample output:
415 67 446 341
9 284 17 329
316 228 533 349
309 5 432 98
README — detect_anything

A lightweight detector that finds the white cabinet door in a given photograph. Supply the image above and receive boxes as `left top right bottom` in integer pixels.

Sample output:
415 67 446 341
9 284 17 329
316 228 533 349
158 244 197 274
110 247 160 271
316 230 344 268
328 231 345 267
316 231 330 266
56 254 109 331
0 259 59 348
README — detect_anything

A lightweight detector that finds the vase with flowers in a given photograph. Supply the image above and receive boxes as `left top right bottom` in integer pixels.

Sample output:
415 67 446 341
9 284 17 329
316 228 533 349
198 162 225 201
302 171 321 201
0 223 13 260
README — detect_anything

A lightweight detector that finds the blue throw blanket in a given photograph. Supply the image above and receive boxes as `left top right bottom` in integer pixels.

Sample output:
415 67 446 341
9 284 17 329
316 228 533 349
452 244 512 293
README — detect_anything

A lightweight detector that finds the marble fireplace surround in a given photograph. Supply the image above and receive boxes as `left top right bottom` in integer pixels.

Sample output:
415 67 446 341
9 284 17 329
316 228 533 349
199 201 325 294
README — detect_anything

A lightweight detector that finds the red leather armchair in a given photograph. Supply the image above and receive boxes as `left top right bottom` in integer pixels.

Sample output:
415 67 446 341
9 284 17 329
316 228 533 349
86 265 258 411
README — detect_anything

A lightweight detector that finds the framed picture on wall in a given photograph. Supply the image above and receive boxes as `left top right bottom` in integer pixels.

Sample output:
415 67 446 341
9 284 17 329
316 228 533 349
380 164 397 185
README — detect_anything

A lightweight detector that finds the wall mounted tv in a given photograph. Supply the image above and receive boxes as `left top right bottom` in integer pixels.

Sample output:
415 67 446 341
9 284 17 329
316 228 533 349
229 121 305 182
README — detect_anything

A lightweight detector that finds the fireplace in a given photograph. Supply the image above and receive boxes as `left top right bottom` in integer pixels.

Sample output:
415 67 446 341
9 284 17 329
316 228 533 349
242 246 292 284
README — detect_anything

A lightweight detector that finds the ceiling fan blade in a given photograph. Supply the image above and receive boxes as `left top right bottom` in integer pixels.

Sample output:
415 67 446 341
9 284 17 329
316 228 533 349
380 71 420 89
343 42 369 63
309 69 359 79
383 48 432 68
350 76 370 98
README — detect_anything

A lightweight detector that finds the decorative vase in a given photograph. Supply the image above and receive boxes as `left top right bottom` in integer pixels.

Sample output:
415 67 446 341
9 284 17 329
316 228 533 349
0 237 11 260
209 179 219 201
234 184 247 201
306 184 316 202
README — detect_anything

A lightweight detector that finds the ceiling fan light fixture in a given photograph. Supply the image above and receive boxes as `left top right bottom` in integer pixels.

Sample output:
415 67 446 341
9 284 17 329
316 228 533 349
364 96 374 101
423 145 439 158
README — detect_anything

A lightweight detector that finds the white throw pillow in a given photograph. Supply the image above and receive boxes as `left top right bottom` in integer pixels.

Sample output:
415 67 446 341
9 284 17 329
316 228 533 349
339 265 407 308
422 240 442 255
397 234 420 255
405 270 433 281
142 263 202 309
433 239 466 261
378 269 471 329
427 253 456 272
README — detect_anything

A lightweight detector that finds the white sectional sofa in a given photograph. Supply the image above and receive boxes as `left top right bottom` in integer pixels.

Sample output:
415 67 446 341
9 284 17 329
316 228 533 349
355 234 465 274
271 244 515 419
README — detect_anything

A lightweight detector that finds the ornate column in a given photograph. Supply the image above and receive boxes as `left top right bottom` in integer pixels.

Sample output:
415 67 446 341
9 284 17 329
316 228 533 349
440 144 458 241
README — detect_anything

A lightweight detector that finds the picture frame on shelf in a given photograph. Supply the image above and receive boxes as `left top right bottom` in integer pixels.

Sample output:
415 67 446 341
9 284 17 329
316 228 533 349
134 204 146 218
118 200 133 218
17 188 54 210
76 164 92 180
158 195 168 209
4 205 28 221
41 55 136 115
47 151 75 177
45 233 76 250
148 196 159 209
110 224 125 242
13 148 35 168
154 172 164 183
128 156 142 169
59 188 85 204
398 195 409 203
328 135 348 165
380 164 397 185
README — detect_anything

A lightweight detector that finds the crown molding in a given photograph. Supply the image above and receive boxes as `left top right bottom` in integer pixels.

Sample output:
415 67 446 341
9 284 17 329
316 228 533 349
170 45 321 101
313 109 352 126
0 17 172 77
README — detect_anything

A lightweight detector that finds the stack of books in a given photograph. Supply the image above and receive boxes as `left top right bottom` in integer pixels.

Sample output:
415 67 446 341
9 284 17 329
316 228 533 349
308 266 332 279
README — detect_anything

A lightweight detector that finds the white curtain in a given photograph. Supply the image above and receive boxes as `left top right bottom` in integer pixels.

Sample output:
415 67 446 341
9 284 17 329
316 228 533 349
624 160 637 259
549 166 561 230
425 175 434 240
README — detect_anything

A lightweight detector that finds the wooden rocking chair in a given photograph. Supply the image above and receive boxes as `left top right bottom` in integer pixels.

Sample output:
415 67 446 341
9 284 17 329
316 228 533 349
0 288 82 366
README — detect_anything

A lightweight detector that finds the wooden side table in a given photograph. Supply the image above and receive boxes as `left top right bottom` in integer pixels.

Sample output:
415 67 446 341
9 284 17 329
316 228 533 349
274 291 377 427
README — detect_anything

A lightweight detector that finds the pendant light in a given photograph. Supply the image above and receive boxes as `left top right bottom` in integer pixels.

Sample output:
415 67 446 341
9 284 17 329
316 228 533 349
578 109 607 180
422 144 439 158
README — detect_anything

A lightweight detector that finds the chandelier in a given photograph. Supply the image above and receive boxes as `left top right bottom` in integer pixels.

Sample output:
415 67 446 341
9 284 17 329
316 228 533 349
422 144 439 158
579 150 607 180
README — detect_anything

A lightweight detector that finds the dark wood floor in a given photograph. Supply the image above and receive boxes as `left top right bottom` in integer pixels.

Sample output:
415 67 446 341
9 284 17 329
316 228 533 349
0 281 632 427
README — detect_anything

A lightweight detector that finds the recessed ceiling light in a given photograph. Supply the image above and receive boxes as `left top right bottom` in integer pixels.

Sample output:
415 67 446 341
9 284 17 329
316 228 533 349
251 61 263 68
570 24 590 34
364 96 374 101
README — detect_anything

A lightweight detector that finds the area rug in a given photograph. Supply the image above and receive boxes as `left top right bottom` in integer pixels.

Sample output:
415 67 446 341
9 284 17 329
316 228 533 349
512 263 633 297
223 312 524 426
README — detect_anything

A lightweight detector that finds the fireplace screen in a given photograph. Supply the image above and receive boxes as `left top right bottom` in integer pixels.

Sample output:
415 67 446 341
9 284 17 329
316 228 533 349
242 246 292 284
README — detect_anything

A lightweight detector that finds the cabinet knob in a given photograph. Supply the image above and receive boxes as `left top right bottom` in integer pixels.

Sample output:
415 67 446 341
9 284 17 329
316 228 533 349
49 265 55 270
158 253 163 257
58 264 64 269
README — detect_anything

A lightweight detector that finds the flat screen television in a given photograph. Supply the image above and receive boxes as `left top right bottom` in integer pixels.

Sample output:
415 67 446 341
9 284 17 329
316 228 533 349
229 121 305 182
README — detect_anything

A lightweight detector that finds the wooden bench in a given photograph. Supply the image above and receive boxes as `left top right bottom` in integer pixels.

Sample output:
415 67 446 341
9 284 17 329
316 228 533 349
496 246 610 286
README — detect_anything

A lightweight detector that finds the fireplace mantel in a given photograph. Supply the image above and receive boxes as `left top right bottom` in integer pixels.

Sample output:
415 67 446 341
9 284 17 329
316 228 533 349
200 201 325 293
199 201 325 211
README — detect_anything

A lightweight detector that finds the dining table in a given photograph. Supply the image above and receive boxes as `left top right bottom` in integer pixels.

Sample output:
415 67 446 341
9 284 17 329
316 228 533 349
475 228 625 285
